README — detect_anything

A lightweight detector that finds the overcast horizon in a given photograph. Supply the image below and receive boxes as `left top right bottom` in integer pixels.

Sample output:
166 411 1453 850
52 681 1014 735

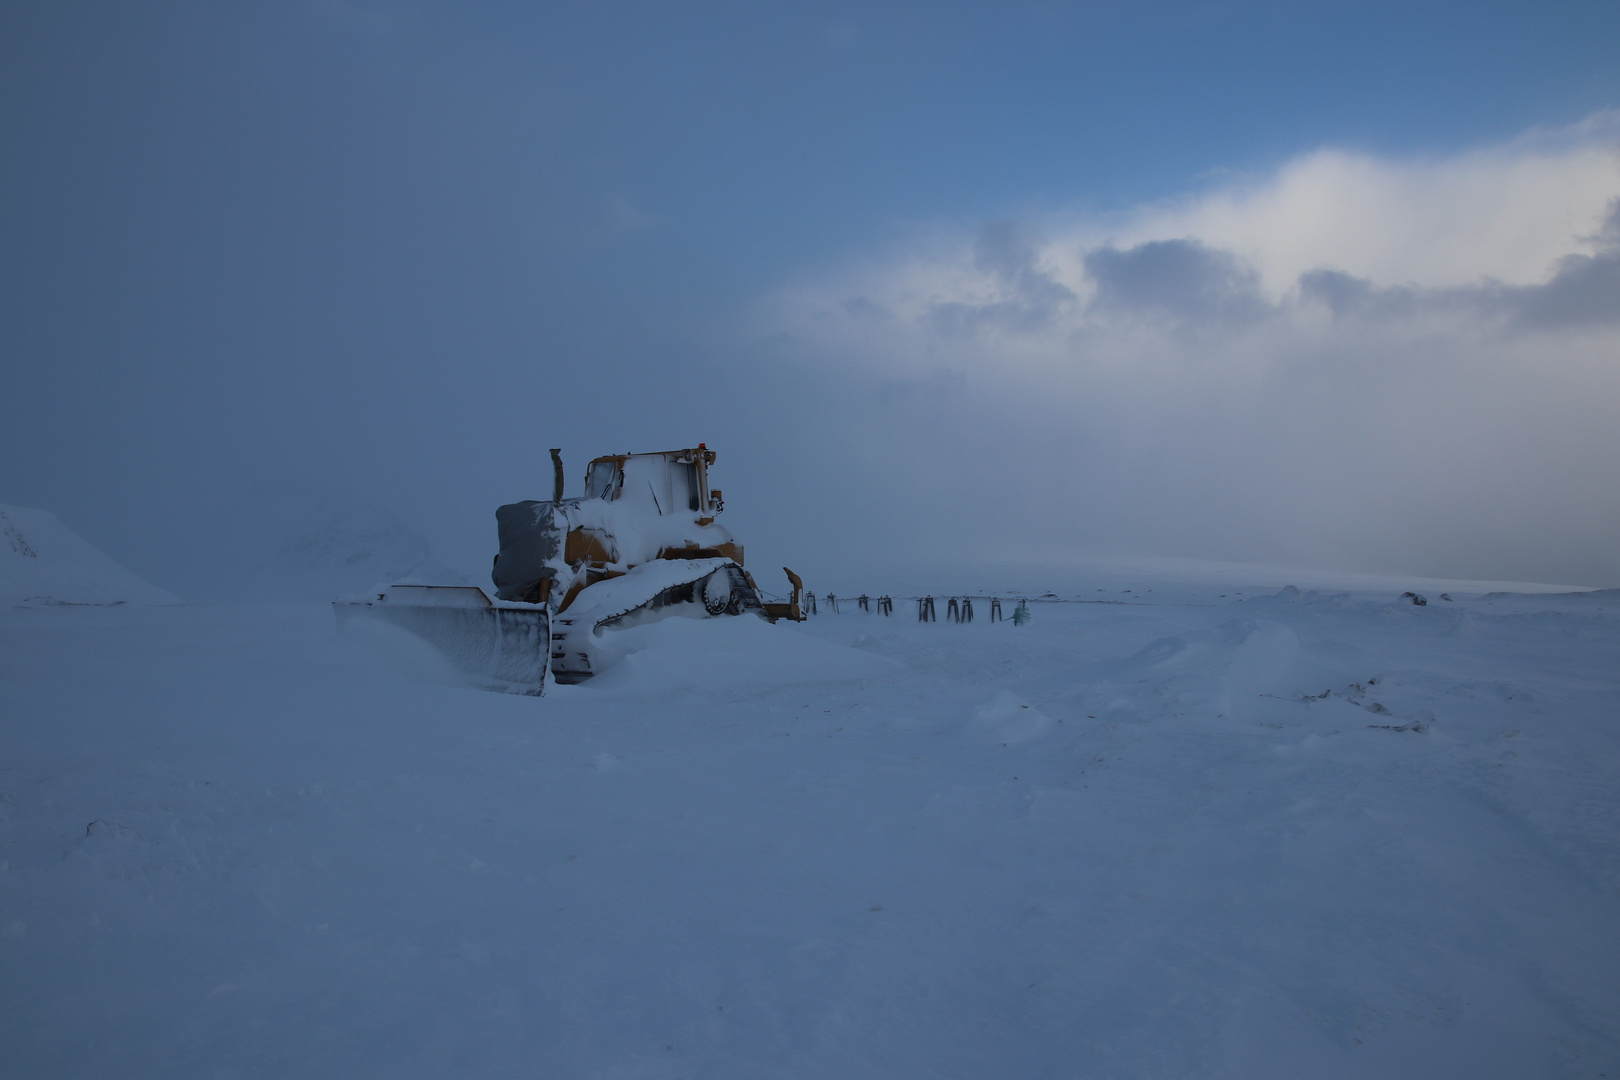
4 2 1618 596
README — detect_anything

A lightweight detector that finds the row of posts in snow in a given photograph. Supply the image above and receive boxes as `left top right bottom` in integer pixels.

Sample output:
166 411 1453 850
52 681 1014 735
805 593 1032 625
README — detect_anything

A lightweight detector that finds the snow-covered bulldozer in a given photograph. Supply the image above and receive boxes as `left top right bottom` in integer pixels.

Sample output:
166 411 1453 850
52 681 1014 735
334 444 805 691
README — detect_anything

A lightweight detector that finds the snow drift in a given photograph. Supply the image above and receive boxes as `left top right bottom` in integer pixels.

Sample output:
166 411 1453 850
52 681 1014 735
575 611 900 694
2 571 1617 1077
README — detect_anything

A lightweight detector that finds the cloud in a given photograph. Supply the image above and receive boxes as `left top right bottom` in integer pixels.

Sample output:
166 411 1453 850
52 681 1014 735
1083 238 1266 326
1508 199 1620 328
749 115 1620 585
1111 114 1620 293
927 221 1077 336
1291 197 1620 329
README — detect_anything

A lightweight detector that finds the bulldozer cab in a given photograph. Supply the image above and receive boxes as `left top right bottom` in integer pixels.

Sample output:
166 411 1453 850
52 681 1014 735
582 446 720 519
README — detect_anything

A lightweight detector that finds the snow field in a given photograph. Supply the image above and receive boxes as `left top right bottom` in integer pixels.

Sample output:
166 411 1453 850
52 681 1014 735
1 582 1617 1077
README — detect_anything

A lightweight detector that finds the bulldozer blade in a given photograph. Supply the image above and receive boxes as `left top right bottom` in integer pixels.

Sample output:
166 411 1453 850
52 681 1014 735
334 585 549 694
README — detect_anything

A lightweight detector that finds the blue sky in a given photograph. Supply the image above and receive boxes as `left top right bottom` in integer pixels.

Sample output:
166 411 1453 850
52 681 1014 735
3 1 1618 590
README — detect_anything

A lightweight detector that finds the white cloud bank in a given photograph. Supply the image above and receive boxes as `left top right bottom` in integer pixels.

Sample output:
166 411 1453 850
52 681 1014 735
751 114 1620 585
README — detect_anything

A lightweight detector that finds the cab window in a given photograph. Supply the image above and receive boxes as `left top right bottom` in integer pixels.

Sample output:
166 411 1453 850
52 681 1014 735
584 461 619 500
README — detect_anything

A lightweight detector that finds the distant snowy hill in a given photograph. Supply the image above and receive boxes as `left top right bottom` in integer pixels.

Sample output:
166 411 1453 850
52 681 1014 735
261 503 470 599
0 503 180 607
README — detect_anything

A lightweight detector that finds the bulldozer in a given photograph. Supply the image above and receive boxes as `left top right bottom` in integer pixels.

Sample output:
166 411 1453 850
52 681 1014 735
333 444 805 691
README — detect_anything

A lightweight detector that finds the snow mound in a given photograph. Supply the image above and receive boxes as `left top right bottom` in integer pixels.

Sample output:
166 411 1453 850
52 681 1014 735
585 613 901 694
0 503 180 607
972 689 1051 743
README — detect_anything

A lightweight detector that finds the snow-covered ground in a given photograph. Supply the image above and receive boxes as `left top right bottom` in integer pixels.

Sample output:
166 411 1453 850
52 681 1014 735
2 573 1617 1077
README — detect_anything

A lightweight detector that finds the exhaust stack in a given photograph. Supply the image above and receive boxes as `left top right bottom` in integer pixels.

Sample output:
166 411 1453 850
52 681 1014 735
550 448 565 503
